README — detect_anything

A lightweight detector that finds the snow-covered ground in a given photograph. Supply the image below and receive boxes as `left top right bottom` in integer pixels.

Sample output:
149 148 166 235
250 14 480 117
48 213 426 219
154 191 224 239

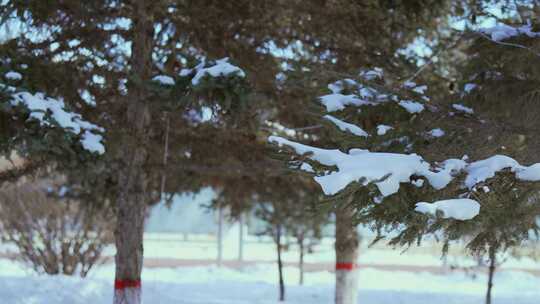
1 230 540 303
1 210 539 303
0 258 539 304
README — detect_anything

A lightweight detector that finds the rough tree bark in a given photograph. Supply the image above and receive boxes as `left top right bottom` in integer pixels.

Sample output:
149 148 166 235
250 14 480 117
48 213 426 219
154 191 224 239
276 224 285 302
335 203 359 304
486 245 497 304
113 1 153 303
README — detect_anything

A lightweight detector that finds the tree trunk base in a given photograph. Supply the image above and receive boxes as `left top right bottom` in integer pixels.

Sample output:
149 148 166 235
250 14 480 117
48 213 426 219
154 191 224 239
335 268 358 304
335 201 359 304
114 287 141 304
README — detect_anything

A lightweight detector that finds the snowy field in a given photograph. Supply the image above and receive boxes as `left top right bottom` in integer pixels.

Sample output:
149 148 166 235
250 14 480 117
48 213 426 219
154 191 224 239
1 231 540 303
0 258 539 304
136 230 540 271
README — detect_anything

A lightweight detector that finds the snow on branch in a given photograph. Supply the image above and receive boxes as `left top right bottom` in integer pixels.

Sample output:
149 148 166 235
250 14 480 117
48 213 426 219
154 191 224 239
152 75 175 86
319 93 373 112
327 78 358 93
360 67 384 80
465 155 540 188
477 22 540 57
9 90 105 154
415 199 480 220
452 103 474 114
152 58 246 88
427 128 445 138
323 115 368 137
319 70 429 113
270 71 540 221
376 125 393 135
5 71 22 81
463 83 477 95
269 136 456 196
269 136 540 198
479 23 540 42
180 57 245 86
398 100 424 113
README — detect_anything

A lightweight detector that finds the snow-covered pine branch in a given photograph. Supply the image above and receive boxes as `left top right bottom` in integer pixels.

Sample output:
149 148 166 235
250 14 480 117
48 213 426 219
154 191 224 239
151 57 250 123
270 135 540 218
179 57 246 86
269 67 540 222
2 71 105 155
152 57 246 87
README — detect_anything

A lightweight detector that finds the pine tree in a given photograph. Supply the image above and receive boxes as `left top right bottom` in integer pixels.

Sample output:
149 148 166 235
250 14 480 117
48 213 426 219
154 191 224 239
253 174 329 301
270 44 540 304
363 13 540 304
444 13 540 304
0 3 252 303
271 69 450 304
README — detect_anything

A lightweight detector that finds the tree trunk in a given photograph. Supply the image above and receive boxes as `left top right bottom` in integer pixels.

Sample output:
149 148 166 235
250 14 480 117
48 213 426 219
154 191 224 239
113 1 153 303
217 206 224 267
238 213 244 262
486 245 497 304
276 224 285 301
298 235 305 286
114 202 145 304
335 204 359 304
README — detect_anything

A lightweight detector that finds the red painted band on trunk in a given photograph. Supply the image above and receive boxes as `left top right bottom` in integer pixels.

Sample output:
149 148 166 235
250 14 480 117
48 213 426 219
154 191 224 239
335 262 356 270
114 279 141 289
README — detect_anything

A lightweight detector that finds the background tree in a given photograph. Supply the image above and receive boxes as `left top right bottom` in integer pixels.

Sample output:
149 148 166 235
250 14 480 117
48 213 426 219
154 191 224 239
270 19 540 303
0 179 114 277
253 175 330 301
271 67 454 304
0 2 253 303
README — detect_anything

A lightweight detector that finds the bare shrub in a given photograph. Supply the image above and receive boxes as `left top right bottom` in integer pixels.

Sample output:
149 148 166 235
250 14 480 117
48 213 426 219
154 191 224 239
0 183 114 277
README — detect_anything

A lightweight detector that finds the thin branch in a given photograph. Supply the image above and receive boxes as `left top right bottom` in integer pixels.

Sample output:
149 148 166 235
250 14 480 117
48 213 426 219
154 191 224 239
292 125 323 131
0 160 44 184
404 33 465 84
476 31 540 57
